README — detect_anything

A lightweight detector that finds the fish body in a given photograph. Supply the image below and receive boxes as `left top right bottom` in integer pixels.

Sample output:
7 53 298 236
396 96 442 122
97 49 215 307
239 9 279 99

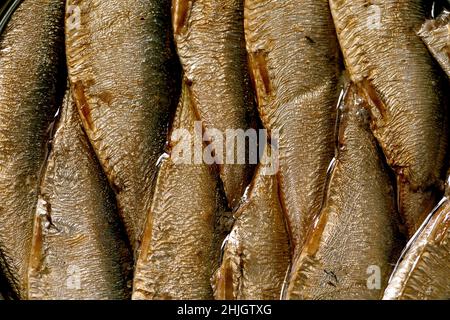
285 86 402 300
329 0 449 236
66 0 181 252
0 0 66 298
244 0 339 253
384 196 450 300
132 82 230 300
419 10 450 78
172 0 256 209
212 155 291 300
0 0 23 35
27 90 133 300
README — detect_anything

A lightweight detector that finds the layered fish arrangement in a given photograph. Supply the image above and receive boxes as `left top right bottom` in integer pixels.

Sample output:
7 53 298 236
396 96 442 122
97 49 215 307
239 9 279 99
0 0 449 300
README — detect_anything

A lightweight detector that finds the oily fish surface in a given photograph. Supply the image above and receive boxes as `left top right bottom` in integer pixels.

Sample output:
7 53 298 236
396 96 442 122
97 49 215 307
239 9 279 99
0 0 66 298
66 0 181 252
172 0 256 209
384 195 450 300
132 82 231 300
285 86 402 300
419 10 450 78
244 0 339 254
330 0 449 236
212 152 291 300
27 90 133 300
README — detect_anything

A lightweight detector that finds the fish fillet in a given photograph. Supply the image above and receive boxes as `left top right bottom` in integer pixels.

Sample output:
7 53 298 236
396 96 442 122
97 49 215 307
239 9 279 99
27 89 133 300
330 0 449 236
244 0 340 254
66 0 181 252
285 85 402 300
172 0 256 209
132 82 231 300
0 0 66 298
419 10 450 77
212 152 291 300
384 195 450 299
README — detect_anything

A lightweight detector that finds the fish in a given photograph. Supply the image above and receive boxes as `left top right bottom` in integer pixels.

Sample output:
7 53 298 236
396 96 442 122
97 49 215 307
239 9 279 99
27 89 133 300
0 0 66 298
383 194 450 300
0 0 23 35
244 0 340 254
172 0 256 209
212 149 291 300
419 10 450 78
65 0 181 253
284 85 402 300
329 0 449 237
132 81 231 300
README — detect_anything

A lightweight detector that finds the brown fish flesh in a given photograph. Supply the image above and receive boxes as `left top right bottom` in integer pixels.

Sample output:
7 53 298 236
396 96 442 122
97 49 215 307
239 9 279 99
285 85 402 300
172 0 256 209
27 89 133 300
212 150 291 300
329 0 449 237
0 0 66 298
132 82 231 300
419 10 450 78
66 0 181 252
383 194 450 300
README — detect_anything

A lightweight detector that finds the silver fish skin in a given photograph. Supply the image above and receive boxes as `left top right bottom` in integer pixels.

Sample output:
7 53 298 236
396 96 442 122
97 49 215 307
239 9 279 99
329 0 449 237
66 0 181 253
285 85 402 300
0 0 66 298
244 0 340 254
27 89 133 300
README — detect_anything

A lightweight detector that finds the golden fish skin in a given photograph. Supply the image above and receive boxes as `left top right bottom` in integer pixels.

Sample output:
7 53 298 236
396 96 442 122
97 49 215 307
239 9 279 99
27 90 133 300
419 10 450 78
132 82 231 300
66 0 181 252
384 197 450 300
285 86 402 300
244 0 340 254
172 0 256 209
0 0 66 298
329 0 449 236
212 157 291 300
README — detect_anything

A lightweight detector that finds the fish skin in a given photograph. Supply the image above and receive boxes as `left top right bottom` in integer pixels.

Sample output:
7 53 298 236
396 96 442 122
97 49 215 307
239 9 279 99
383 196 450 300
212 155 291 300
132 82 231 300
66 0 181 252
172 0 256 209
0 0 24 35
285 86 402 300
419 10 450 78
0 0 66 298
244 0 339 254
27 90 133 300
329 0 449 237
